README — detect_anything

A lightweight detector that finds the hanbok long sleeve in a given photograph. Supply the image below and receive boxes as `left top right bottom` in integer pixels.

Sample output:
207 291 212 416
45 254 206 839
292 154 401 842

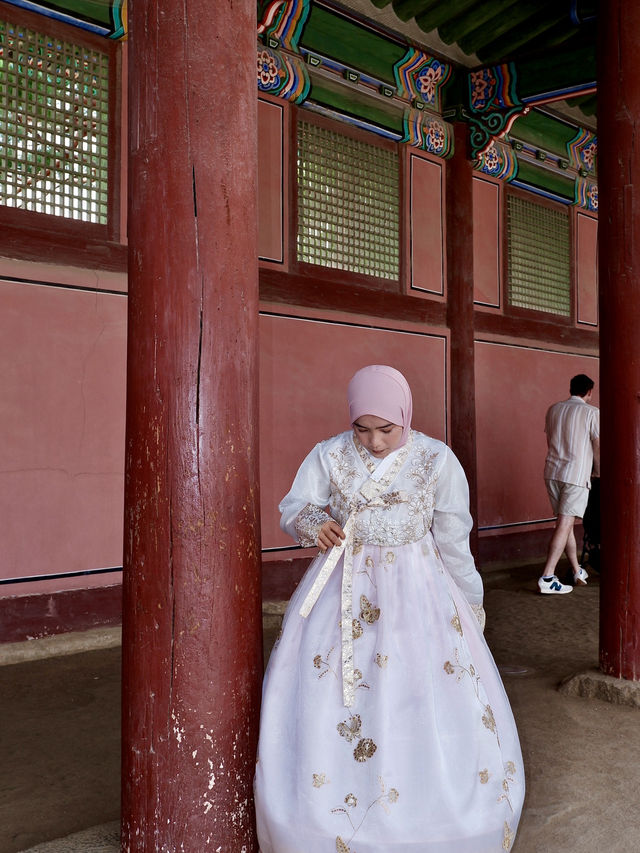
255 429 524 853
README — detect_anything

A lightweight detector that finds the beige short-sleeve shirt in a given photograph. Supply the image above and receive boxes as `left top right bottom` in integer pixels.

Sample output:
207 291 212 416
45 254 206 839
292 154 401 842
544 396 600 487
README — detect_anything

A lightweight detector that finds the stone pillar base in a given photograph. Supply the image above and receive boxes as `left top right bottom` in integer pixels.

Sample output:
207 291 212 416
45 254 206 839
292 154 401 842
559 668 640 708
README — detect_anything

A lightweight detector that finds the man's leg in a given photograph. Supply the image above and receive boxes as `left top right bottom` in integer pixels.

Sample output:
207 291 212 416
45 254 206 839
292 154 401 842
542 514 576 577
564 525 582 575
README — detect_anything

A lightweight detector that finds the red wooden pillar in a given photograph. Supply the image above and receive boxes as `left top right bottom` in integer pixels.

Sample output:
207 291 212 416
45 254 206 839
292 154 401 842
598 3 640 678
121 0 262 849
447 122 479 558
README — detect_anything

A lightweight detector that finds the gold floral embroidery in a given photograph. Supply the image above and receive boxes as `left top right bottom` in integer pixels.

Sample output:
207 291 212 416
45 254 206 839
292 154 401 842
337 714 362 743
352 619 363 640
316 432 444 548
352 431 378 474
325 432 438 548
359 554 377 588
360 595 380 624
503 821 515 850
313 772 330 788
354 738 377 762
471 603 486 632
375 653 388 668
444 650 502 747
385 550 396 565
314 647 338 680
353 669 370 692
451 609 463 636
482 705 496 734
294 503 331 547
331 777 399 850
337 713 377 762
498 761 518 812
479 769 490 784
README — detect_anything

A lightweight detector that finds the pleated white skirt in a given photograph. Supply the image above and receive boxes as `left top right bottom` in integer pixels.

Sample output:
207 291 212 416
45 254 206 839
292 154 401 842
255 533 524 852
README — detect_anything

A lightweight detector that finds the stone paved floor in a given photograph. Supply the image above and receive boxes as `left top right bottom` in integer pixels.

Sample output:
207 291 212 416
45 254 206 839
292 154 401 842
3 563 640 853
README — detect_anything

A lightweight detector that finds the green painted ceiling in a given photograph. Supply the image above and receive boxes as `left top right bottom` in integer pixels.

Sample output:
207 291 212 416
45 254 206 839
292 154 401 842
8 0 597 118
3 0 125 38
330 0 597 118
370 0 596 67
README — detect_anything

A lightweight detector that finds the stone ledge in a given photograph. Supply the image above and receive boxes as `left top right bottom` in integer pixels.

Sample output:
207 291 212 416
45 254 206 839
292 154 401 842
18 821 119 853
1 602 292 667
0 627 122 667
559 667 640 708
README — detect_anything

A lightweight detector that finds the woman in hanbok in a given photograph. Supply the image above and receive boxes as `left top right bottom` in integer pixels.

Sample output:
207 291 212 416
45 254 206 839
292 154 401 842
255 365 524 852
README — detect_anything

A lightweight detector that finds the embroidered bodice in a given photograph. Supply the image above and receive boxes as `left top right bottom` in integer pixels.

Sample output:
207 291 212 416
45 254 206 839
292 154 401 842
295 432 438 548
279 430 483 608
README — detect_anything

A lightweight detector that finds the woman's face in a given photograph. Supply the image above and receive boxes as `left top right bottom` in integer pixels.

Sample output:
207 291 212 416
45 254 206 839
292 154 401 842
352 414 403 458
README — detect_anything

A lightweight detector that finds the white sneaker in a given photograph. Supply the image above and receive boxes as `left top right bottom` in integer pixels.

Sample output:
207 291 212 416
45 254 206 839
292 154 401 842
574 566 589 586
538 575 573 594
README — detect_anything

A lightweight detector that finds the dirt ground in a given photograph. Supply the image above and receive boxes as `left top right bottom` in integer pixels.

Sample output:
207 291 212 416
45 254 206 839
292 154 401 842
3 563 640 853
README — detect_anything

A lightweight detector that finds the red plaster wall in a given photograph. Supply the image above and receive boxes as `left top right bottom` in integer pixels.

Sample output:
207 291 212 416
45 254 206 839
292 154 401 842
0 271 127 598
259 312 448 549
475 340 599 530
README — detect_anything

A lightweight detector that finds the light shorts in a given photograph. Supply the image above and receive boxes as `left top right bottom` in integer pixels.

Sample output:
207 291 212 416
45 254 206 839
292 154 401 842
545 478 589 518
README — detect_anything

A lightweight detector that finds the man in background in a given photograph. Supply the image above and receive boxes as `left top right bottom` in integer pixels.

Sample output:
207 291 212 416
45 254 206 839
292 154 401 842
539 374 600 595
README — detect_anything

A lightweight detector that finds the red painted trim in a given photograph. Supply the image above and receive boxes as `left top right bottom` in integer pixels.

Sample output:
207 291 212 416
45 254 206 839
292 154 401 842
475 308 599 348
575 210 599 328
289 103 300 272
477 526 578 568
258 95 289 269
107 39 124 244
0 585 122 644
292 105 398 152
405 147 447 301
472 173 502 312
259 267 447 326
446 123 478 558
0 220 127 271
569 204 577 323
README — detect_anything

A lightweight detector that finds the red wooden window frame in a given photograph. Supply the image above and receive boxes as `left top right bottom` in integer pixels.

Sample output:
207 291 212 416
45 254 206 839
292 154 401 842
0 1 125 271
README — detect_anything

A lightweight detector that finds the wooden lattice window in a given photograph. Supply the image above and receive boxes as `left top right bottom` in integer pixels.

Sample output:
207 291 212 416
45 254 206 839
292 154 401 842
507 193 571 316
297 119 399 280
0 13 111 225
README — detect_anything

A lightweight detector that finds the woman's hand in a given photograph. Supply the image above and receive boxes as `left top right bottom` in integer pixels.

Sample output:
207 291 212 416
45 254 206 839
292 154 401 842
317 519 346 552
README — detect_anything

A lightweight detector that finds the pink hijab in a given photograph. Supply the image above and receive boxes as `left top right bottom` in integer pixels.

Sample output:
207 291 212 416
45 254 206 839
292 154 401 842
347 365 413 447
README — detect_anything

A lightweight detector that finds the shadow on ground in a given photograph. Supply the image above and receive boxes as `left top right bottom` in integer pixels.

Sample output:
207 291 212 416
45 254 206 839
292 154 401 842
2 562 640 853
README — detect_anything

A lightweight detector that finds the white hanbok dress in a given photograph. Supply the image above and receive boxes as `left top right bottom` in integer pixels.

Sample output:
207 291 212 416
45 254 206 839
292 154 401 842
255 430 523 853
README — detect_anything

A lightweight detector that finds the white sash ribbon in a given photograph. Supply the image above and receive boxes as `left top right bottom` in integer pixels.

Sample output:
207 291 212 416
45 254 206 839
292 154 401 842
299 438 411 707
